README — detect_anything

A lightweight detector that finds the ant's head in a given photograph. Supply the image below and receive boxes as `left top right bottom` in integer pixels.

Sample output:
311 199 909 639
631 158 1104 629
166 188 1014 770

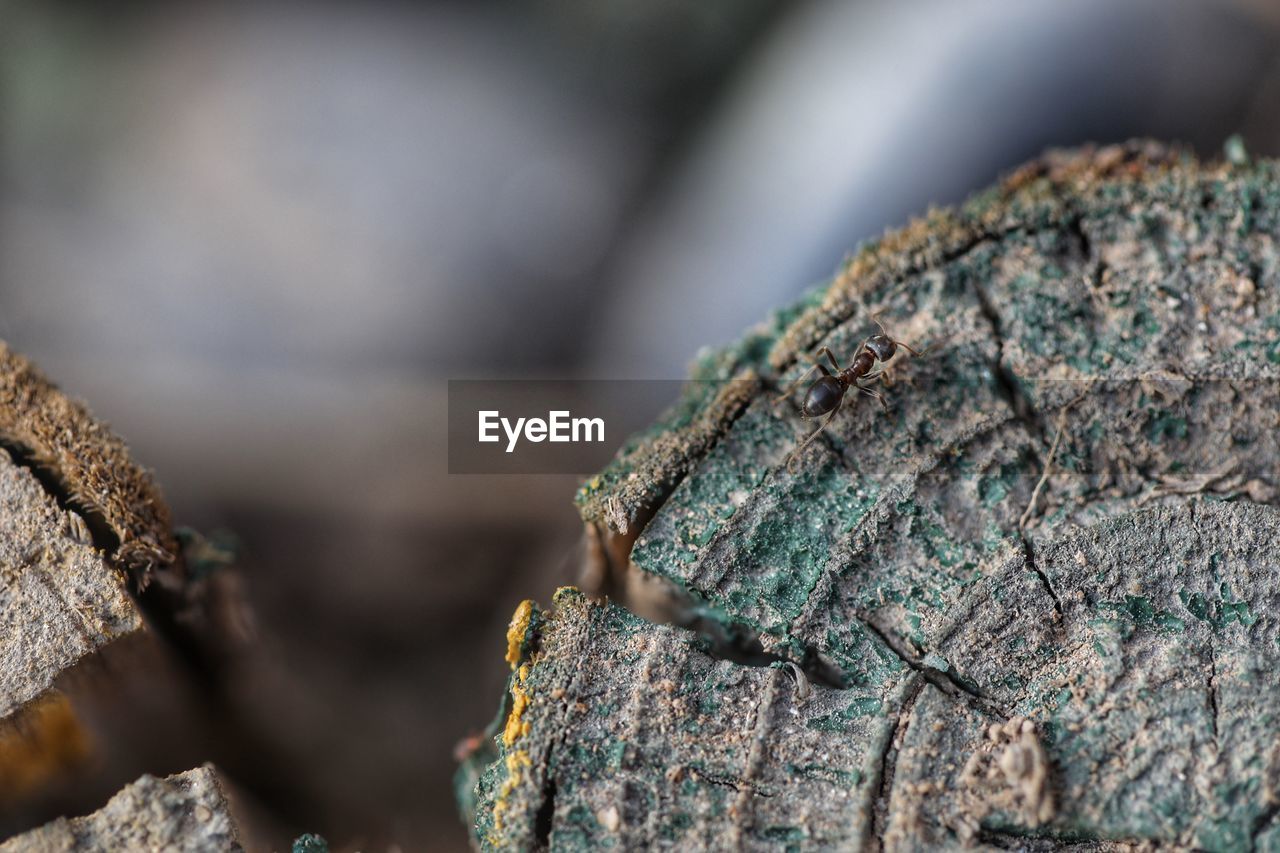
802 375 844 418
866 334 896 362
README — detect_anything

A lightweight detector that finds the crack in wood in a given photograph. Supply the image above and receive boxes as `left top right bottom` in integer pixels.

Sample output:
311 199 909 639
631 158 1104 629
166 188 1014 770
970 261 1055 447
867 674 925 852
1207 647 1221 746
1022 536 1065 622
859 616 1009 721
0 437 121 558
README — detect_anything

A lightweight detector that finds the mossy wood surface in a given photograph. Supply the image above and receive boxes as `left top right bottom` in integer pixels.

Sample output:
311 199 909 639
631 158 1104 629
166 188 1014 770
459 142 1280 851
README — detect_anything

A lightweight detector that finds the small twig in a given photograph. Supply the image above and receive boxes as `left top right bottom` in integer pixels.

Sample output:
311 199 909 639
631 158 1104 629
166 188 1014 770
1019 397 1081 530
1148 458 1239 498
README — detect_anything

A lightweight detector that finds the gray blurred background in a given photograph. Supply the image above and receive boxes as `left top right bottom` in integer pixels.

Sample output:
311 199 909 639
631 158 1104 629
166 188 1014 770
3 0 1280 849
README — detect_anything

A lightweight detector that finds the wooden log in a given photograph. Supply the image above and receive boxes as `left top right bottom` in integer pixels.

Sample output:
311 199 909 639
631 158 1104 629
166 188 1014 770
0 345 175 808
0 343 179 584
0 765 243 851
458 141 1280 850
0 344 251 844
0 449 142 726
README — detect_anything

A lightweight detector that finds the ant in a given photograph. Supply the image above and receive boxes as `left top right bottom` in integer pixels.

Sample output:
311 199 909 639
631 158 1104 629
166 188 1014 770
774 316 922 469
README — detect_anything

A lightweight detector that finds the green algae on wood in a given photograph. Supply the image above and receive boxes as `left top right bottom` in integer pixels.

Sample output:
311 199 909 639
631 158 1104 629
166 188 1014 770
461 589 910 850
462 141 1280 850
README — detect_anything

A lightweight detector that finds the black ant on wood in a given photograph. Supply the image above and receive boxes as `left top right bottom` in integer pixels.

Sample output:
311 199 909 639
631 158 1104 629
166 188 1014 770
774 316 923 470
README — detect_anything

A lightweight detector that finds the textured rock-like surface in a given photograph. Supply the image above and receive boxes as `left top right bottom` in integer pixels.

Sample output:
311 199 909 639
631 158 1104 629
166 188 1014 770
0 451 142 721
0 765 243 852
462 142 1280 849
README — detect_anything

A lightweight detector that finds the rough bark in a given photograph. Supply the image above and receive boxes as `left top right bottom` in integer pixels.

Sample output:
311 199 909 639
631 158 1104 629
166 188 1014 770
0 346 168 813
0 450 141 724
458 142 1280 850
0 345 249 847
0 342 183 727
0 766 242 852
0 344 179 583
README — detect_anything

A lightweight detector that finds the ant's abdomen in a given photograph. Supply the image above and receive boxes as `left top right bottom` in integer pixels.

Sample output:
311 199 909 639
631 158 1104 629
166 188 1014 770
802 375 843 417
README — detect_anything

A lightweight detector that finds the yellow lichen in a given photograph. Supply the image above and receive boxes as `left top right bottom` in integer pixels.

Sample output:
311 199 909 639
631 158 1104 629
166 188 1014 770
490 600 549 843
505 599 535 670
502 664 533 747
491 748 533 834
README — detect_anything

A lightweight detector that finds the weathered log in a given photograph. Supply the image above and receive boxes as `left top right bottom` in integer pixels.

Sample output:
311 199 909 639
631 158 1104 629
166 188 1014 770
0 344 251 845
0 344 179 584
0 766 242 852
0 344 175 811
458 142 1280 850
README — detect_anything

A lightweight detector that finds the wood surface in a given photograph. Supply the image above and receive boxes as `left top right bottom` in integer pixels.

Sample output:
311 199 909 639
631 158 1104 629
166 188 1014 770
0 345 250 847
459 142 1280 851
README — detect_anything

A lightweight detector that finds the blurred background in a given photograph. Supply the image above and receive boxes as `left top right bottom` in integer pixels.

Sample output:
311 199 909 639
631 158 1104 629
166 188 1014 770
3 0 1280 849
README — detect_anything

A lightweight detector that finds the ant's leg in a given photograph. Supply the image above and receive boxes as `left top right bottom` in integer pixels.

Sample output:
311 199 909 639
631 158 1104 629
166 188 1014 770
858 383 890 412
859 363 887 384
785 404 841 473
773 363 827 408
863 362 894 387
862 362 908 388
815 346 843 373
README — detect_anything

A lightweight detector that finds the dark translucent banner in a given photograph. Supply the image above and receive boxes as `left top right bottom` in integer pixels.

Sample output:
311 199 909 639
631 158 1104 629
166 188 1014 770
448 380 703 474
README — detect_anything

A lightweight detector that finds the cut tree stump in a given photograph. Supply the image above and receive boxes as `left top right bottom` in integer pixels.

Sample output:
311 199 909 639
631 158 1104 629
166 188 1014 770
457 142 1280 851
